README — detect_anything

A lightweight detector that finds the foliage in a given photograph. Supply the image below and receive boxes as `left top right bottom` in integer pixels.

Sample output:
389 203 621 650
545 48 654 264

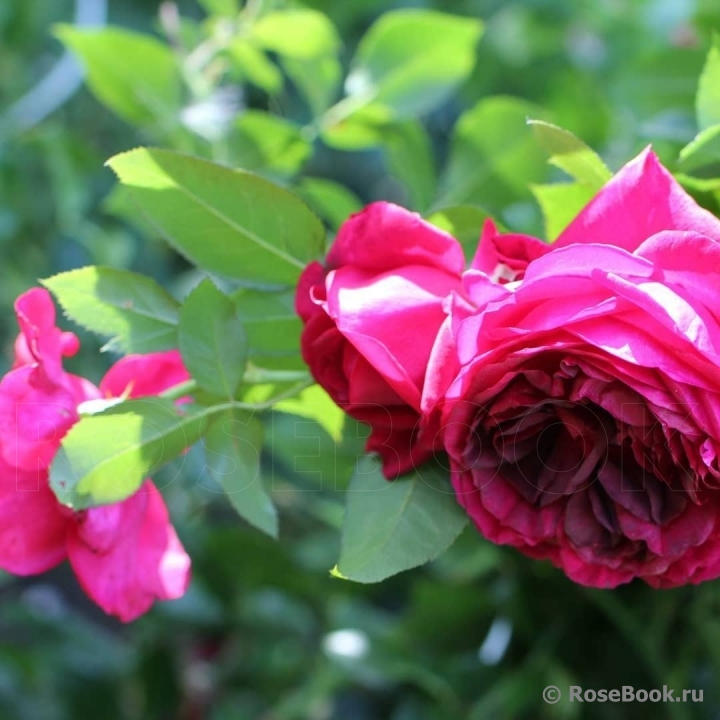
3 0 720 718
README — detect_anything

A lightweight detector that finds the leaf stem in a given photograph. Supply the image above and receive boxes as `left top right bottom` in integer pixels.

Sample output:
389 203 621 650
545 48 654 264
160 378 198 400
159 374 312 408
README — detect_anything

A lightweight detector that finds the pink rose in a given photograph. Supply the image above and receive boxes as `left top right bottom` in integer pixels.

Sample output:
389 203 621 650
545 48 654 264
296 201 465 478
0 288 191 621
427 148 720 588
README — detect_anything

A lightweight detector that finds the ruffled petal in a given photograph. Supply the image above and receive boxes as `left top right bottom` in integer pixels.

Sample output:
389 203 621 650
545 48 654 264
67 481 190 622
100 350 190 399
555 147 720 252
328 202 465 276
0 459 68 575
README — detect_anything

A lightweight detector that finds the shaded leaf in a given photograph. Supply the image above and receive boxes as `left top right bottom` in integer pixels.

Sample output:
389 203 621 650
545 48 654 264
179 279 247 398
438 97 550 211
295 178 363 233
337 457 467 583
203 412 277 537
229 111 311 176
231 287 304 370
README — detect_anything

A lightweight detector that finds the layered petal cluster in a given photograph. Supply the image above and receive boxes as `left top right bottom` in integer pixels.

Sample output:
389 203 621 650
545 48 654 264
0 288 191 620
296 202 466 478
297 147 720 589
427 149 720 588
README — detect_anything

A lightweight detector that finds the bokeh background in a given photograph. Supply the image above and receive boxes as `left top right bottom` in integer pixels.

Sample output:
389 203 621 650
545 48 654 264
2 1 720 718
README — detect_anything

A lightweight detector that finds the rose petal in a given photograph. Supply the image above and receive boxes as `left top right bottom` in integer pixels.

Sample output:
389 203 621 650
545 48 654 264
67 481 191 622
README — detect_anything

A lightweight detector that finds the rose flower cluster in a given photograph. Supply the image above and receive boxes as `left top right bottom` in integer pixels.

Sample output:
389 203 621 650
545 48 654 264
0 288 191 621
297 148 720 589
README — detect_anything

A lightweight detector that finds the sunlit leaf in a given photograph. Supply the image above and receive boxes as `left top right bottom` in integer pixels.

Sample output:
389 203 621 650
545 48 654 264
55 25 181 127
697 33 720 131
107 148 325 285
531 183 595 241
678 123 720 173
348 10 483 118
50 399 207 509
42 267 179 354
528 119 611 188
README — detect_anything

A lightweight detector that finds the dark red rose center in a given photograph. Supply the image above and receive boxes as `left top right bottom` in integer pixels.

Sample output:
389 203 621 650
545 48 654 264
455 355 702 568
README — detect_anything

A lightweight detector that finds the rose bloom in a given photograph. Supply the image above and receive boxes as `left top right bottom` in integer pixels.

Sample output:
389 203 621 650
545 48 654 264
0 288 191 620
296 201 466 478
426 148 720 588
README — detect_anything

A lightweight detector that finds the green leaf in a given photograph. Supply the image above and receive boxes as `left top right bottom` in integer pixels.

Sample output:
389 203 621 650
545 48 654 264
321 104 390 150
232 288 304 370
678 123 720 173
251 10 340 59
426 205 500 261
55 25 181 127
106 148 325 285
697 33 720 131
381 121 436 211
532 183 595 241
50 399 207 509
102 184 158 238
228 111 311 177
677 172 720 193
274 385 345 443
42 267 179 354
250 10 342 115
198 0 238 16
282 55 342 117
227 40 283 95
295 178 363 232
348 10 483 118
269 410 359 493
337 457 468 583
528 119 611 188
203 411 277 538
180 279 247 398
438 96 551 211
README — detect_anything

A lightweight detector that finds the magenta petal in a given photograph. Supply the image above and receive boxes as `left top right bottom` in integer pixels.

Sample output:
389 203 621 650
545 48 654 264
0 460 68 575
13 288 80 384
67 481 190 622
0 366 80 473
328 202 465 276
326 266 459 409
554 147 720 252
100 350 190 399
471 219 549 281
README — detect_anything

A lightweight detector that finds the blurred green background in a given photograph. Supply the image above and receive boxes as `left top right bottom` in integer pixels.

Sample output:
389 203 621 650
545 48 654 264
3 1 720 718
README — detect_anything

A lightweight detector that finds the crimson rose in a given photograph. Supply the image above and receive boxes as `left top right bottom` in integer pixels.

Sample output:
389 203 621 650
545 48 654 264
296 201 465 478
426 149 720 588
